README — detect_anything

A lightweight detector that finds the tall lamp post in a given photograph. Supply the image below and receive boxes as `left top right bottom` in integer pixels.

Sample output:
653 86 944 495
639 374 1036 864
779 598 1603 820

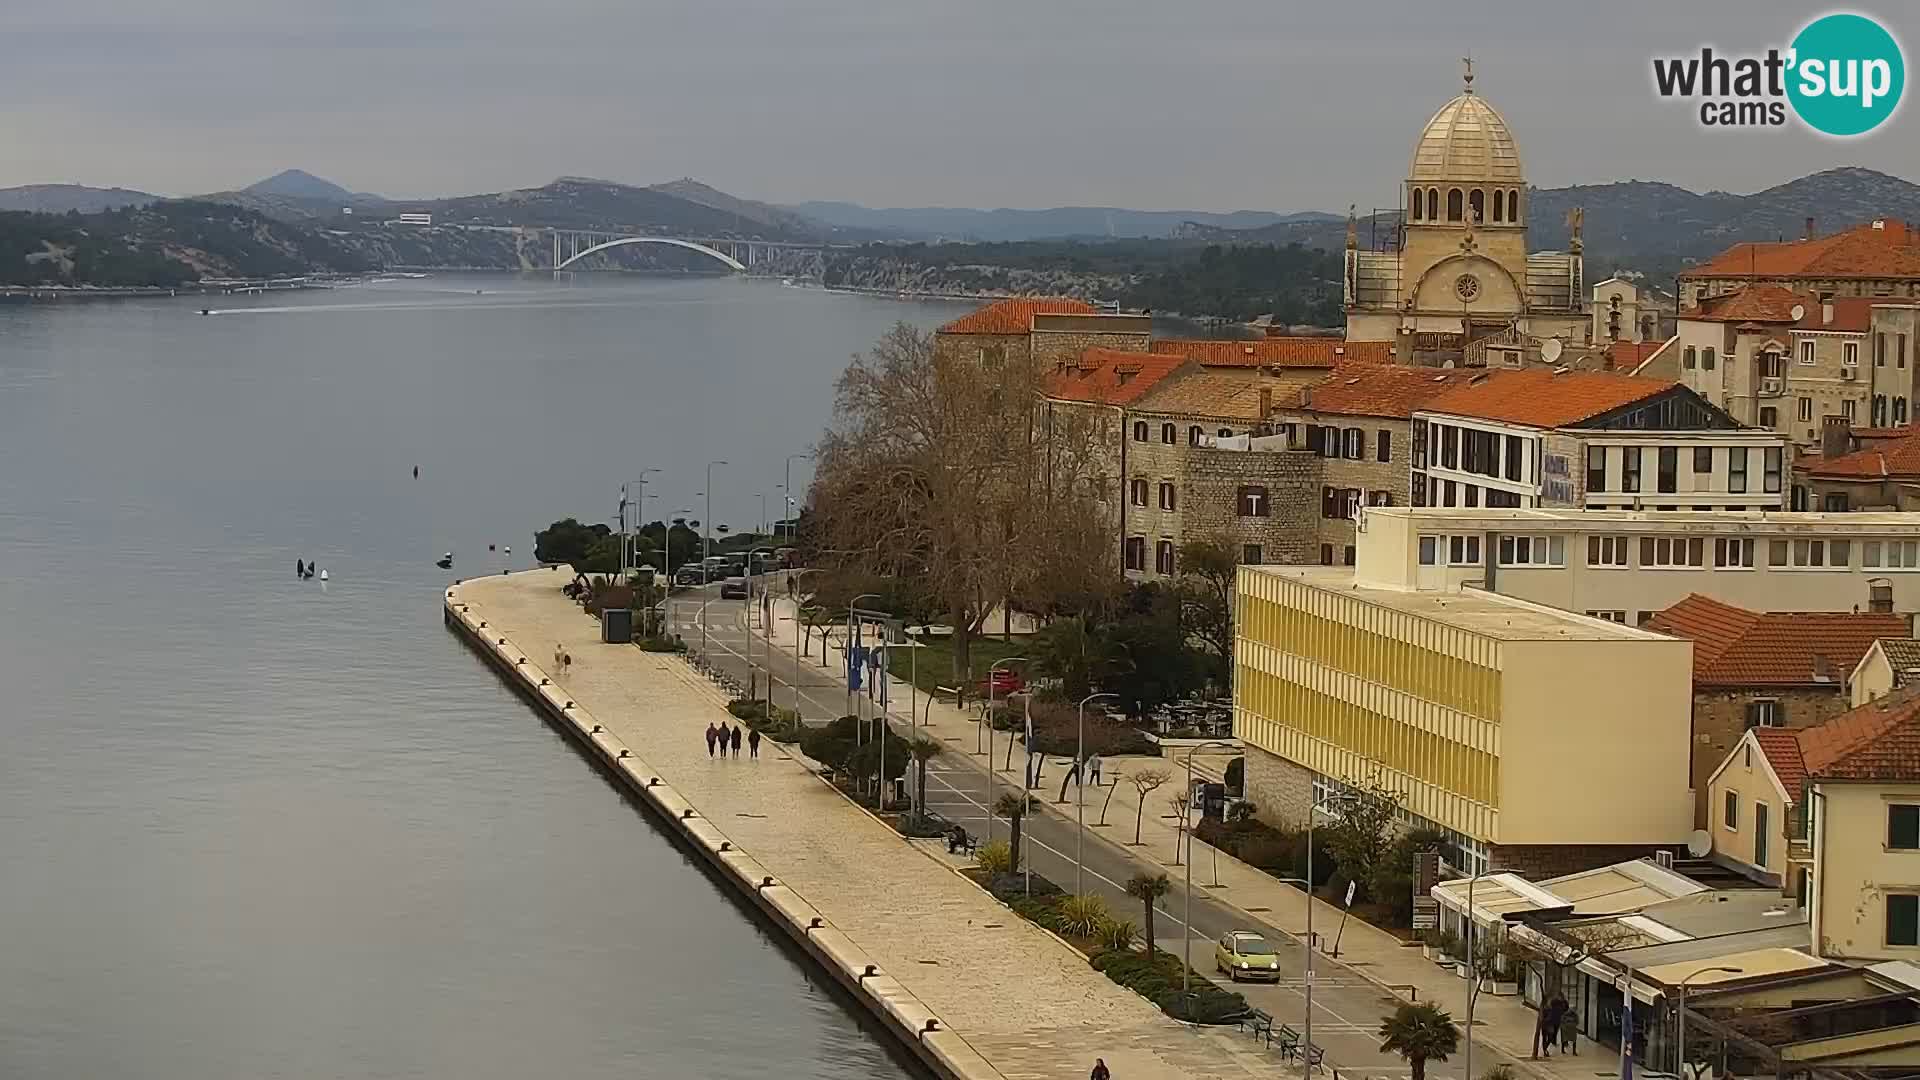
701 460 728 651
1676 966 1742 1078
984 658 1028 756
782 453 813 543
1295 788 1359 1078
1074 692 1117 894
1178 738 1240 1003
1462 864 1522 1080
746 545 776 699
621 468 660 581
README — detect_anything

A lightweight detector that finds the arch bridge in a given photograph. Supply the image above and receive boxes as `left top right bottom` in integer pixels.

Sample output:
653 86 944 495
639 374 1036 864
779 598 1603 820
543 228 838 273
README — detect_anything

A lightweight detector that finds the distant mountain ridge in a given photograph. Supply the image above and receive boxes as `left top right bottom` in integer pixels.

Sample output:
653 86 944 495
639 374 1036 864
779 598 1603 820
0 184 159 214
787 201 1337 241
244 169 383 205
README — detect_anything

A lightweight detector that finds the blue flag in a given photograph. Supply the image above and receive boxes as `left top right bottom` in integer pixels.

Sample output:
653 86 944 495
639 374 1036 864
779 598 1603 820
848 644 866 692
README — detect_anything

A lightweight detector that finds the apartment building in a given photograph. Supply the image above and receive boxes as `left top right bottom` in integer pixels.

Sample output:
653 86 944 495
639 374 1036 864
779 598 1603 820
1408 368 1789 512
1235 564 1694 876
1679 218 1920 305
1798 421 1920 511
1356 506 1920 621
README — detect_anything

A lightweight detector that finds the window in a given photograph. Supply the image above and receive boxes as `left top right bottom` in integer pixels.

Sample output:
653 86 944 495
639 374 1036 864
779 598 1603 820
1623 447 1642 492
1124 536 1145 571
1588 535 1629 567
1368 490 1393 507
1427 188 1439 221
1865 540 1920 569
1902 333 1909 370
1160 422 1176 444
1801 340 1816 365
1441 425 1458 469
1377 430 1392 463
1491 188 1504 222
1343 545 1356 566
1132 421 1148 442
1725 791 1739 831
1411 473 1427 507
1784 538 1848 567
1154 540 1175 576
1241 544 1262 565
1658 446 1678 493
1762 351 1786 379
1411 420 1428 469
1824 492 1850 512
1703 347 1717 371
1447 187 1463 221
1693 446 1713 479
1797 397 1813 422
1158 481 1175 511
1464 484 1479 508
1587 446 1607 492
1497 534 1566 567
1745 699 1781 728
1879 332 1888 367
1729 448 1748 493
1236 486 1269 517
1640 536 1706 567
1769 539 1790 566
1762 447 1782 494
1755 802 1770 866
1418 536 1438 565
1442 479 1456 507
1129 478 1148 506
1716 538 1755 568
1505 436 1522 481
1892 805 1920 850
1410 188 1423 221
1760 406 1778 428
1890 894 1919 947
1586 610 1628 623
1344 427 1364 459
1845 341 1860 366
1684 346 1697 370
1843 398 1857 422
1445 534 1482 566
1218 428 1233 438
1468 190 1485 224
1188 425 1203 446
1319 544 1335 566
1901 397 1912 426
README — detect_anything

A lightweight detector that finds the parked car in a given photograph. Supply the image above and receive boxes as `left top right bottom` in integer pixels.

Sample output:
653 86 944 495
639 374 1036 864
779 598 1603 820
1214 931 1281 982
674 567 707 586
982 668 1026 696
719 577 749 599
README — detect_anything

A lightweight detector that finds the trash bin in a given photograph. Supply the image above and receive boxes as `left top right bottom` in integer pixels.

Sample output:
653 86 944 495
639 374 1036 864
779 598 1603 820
601 608 632 644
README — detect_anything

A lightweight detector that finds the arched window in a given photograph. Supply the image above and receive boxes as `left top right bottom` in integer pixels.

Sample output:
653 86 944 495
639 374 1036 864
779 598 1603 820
1468 189 1485 223
1158 482 1175 510
1409 189 1422 222
1492 189 1505 223
1509 189 1521 222
1447 188 1464 222
1188 425 1204 446
1427 188 1439 221
1218 428 1234 438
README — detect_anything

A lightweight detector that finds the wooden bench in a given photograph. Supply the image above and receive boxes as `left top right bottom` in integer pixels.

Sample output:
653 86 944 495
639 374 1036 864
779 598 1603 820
1305 1043 1326 1071
1274 1024 1302 1058
1238 1008 1274 1044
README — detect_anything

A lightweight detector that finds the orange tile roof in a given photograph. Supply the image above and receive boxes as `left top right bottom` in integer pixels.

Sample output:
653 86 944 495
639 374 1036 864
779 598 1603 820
1131 370 1298 421
1045 348 1191 406
1683 219 1920 282
1753 728 1810 804
939 297 1095 335
1803 428 1920 480
1682 285 1809 324
1795 686 1920 784
1418 368 1680 429
1606 340 1666 371
1150 337 1397 369
1291 365 1470 419
1647 594 1906 687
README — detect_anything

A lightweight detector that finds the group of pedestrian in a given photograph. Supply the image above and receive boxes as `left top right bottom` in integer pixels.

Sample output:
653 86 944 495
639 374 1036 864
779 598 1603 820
1533 992 1578 1058
553 643 572 676
706 721 759 759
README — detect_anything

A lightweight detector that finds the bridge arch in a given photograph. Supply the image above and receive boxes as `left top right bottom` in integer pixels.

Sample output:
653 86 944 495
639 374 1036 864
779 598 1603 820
555 236 747 272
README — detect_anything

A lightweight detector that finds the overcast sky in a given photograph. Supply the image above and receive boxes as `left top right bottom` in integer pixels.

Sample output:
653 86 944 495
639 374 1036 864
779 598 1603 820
3 1 1914 212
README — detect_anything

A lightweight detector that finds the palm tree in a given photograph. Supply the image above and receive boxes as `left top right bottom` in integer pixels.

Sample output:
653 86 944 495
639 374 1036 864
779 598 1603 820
993 792 1034 874
905 735 945 826
1377 1001 1460 1080
1124 872 1171 958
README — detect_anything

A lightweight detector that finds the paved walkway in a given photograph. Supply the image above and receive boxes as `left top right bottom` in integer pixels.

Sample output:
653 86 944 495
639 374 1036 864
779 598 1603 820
749 596 1611 1080
454 570 1288 1080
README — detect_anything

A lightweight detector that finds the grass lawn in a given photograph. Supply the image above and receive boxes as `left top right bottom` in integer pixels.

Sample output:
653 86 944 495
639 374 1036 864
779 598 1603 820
888 633 1031 698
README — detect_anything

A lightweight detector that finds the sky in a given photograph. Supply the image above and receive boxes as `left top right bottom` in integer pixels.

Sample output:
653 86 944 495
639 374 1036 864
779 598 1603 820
3 0 1916 213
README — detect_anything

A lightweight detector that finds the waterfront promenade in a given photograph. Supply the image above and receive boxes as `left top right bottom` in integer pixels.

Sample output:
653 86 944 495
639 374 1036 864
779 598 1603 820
449 569 1284 1080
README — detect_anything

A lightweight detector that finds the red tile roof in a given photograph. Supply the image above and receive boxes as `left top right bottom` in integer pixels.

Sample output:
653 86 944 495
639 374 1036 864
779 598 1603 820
1803 428 1920 480
1796 296 1882 333
1647 594 1906 687
1683 219 1920 282
1682 285 1809 324
1418 368 1680 429
1606 339 1667 371
1796 686 1920 784
939 297 1095 335
1291 366 1470 419
1753 728 1809 804
1045 348 1191 406
1150 337 1397 369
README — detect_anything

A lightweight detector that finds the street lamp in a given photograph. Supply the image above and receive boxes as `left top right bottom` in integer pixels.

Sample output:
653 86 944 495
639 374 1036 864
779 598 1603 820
1296 788 1359 1078
621 468 660 581
1676 965 1743 1077
666 507 693 634
746 545 777 700
702 460 728 651
984 658 1028 755
1179 738 1239 1004
783 453 813 543
1075 692 1118 894
1462 864 1522 1080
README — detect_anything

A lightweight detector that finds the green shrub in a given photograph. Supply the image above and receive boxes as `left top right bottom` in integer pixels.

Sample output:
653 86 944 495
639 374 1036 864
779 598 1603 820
1056 894 1111 937
975 839 1012 875
1096 918 1139 952
1156 986 1250 1024
726 697 767 721
1482 1066 1517 1080
637 634 685 653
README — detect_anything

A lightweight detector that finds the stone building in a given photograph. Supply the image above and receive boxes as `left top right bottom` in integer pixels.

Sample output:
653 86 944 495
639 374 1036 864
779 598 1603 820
1645 594 1905 828
935 297 1104 366
1344 65 1586 354
1678 217 1920 306
1797 423 1920 511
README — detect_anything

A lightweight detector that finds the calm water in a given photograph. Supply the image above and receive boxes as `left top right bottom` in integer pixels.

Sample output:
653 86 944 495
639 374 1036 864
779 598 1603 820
0 275 969 1080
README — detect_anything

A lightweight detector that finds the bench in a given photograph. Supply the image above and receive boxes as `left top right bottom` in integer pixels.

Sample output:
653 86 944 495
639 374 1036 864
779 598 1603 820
1305 1043 1326 1071
1274 1024 1302 1057
1238 1008 1274 1043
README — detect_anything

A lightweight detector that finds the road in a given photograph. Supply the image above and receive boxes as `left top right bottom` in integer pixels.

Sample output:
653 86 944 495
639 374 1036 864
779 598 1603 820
671 586 1533 1079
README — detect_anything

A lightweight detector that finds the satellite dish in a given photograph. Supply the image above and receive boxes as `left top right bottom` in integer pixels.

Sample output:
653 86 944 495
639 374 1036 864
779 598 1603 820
1790 304 1806 322
1686 829 1712 858
1541 339 1564 364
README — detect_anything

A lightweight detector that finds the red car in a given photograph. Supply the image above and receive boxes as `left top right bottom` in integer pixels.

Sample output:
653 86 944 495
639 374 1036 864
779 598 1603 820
983 668 1025 695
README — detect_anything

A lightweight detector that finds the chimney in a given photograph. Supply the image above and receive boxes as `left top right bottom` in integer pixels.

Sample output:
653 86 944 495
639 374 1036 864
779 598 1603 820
1804 216 1816 241
1258 387 1274 419
1823 415 1854 459
1910 611 1920 639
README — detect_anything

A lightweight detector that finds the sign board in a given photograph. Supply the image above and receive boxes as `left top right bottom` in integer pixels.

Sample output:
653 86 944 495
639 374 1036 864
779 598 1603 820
1412 850 1442 929
1236 486 1270 518
1343 880 1357 907
1413 898 1440 930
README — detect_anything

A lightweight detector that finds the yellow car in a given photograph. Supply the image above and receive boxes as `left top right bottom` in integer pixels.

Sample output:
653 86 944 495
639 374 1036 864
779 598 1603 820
1214 931 1281 982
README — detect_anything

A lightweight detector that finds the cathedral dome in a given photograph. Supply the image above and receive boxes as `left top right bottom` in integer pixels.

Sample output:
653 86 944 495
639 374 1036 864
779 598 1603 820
1409 89 1522 185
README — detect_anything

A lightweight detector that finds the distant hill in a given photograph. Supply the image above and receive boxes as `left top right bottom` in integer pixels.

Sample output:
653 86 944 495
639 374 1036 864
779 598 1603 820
0 200 372 286
0 184 159 214
425 176 824 239
647 178 823 235
786 202 1336 242
244 169 380 205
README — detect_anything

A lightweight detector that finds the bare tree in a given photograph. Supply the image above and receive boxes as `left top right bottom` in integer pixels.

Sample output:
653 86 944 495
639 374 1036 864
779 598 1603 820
1128 768 1171 846
1166 792 1193 865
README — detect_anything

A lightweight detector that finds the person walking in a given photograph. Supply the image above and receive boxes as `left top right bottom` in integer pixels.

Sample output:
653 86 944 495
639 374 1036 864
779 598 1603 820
1090 1058 1110 1080
747 727 762 758
1559 1004 1580 1055
1088 753 1103 786
730 725 742 757
705 723 718 758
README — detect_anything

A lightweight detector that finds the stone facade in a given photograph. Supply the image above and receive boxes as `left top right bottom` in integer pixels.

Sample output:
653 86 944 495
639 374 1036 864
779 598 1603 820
1686 687 1854 827
1177 448 1321 571
1239 744 1314 829
1272 412 1414 565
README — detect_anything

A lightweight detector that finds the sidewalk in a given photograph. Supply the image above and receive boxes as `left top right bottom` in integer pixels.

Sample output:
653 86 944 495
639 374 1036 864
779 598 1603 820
752 597 1607 1080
